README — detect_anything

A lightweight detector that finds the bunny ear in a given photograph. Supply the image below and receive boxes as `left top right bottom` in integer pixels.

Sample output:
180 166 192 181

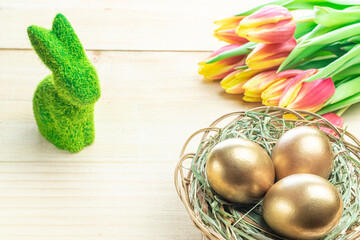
27 25 67 72
51 14 86 60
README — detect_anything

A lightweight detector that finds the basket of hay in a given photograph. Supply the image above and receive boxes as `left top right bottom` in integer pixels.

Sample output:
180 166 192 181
175 106 360 240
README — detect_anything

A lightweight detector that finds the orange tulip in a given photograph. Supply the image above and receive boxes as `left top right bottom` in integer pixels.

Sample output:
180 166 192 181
236 5 296 44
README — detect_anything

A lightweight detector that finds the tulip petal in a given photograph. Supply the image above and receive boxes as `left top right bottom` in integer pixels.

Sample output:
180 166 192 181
262 95 281 106
262 79 290 98
198 59 245 80
248 54 288 70
243 96 262 102
243 70 277 91
214 16 245 30
258 69 302 90
214 29 249 44
237 5 296 44
279 69 318 107
247 37 297 61
319 113 344 136
244 19 297 44
207 44 244 58
287 77 335 111
225 80 247 94
246 37 297 70
221 68 260 89
244 90 262 98
239 5 293 29
198 44 246 80
321 113 345 128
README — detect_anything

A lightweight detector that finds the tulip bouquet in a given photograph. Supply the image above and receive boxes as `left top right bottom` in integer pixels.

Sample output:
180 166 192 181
199 0 360 128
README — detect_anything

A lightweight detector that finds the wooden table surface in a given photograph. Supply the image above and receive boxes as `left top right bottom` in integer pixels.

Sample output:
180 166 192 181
1 1 360 239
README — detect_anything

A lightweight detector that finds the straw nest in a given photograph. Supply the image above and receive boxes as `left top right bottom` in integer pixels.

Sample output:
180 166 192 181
174 106 360 240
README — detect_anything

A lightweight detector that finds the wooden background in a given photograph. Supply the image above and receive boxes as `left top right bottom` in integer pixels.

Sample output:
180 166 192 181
1 0 360 239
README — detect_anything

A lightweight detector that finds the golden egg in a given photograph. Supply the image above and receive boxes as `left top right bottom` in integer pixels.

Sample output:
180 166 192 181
272 126 334 180
206 138 275 204
263 174 343 240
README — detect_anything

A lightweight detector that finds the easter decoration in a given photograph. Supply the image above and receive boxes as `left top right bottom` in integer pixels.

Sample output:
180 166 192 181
263 174 343 240
198 0 360 128
272 126 334 180
175 106 360 240
27 14 101 153
206 138 275 204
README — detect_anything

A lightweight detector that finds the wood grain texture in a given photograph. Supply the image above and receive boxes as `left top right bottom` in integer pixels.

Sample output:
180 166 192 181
0 49 260 240
1 0 360 239
0 0 269 51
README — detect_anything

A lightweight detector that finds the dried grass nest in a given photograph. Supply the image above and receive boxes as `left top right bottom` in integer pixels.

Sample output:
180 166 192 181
174 106 360 240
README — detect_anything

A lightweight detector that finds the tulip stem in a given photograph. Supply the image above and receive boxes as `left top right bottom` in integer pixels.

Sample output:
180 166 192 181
295 16 314 24
336 105 351 117
316 92 360 115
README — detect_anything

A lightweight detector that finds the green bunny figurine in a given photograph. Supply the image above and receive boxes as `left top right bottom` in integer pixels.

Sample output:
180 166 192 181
27 14 101 152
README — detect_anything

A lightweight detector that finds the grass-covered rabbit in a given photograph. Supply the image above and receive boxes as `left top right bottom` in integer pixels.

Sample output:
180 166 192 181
27 14 101 152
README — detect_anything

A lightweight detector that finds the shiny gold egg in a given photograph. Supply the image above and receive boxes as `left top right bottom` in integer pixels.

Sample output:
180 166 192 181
263 174 343 240
272 126 334 180
206 138 275 204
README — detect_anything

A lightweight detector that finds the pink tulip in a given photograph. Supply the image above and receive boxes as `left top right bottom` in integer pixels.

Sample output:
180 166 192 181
246 37 297 70
220 68 261 94
198 44 246 80
261 69 303 106
320 113 345 136
279 69 335 112
213 16 249 44
236 5 296 44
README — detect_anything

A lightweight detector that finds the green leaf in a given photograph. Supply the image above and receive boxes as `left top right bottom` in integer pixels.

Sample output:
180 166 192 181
301 22 360 47
327 0 360 4
314 6 360 27
278 45 324 71
278 25 336 71
348 35 360 43
294 21 317 39
327 76 360 105
283 0 360 10
317 92 360 115
205 42 256 64
294 57 337 70
341 44 356 51
333 63 360 81
334 76 354 87
330 54 360 77
235 0 360 17
304 44 360 82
